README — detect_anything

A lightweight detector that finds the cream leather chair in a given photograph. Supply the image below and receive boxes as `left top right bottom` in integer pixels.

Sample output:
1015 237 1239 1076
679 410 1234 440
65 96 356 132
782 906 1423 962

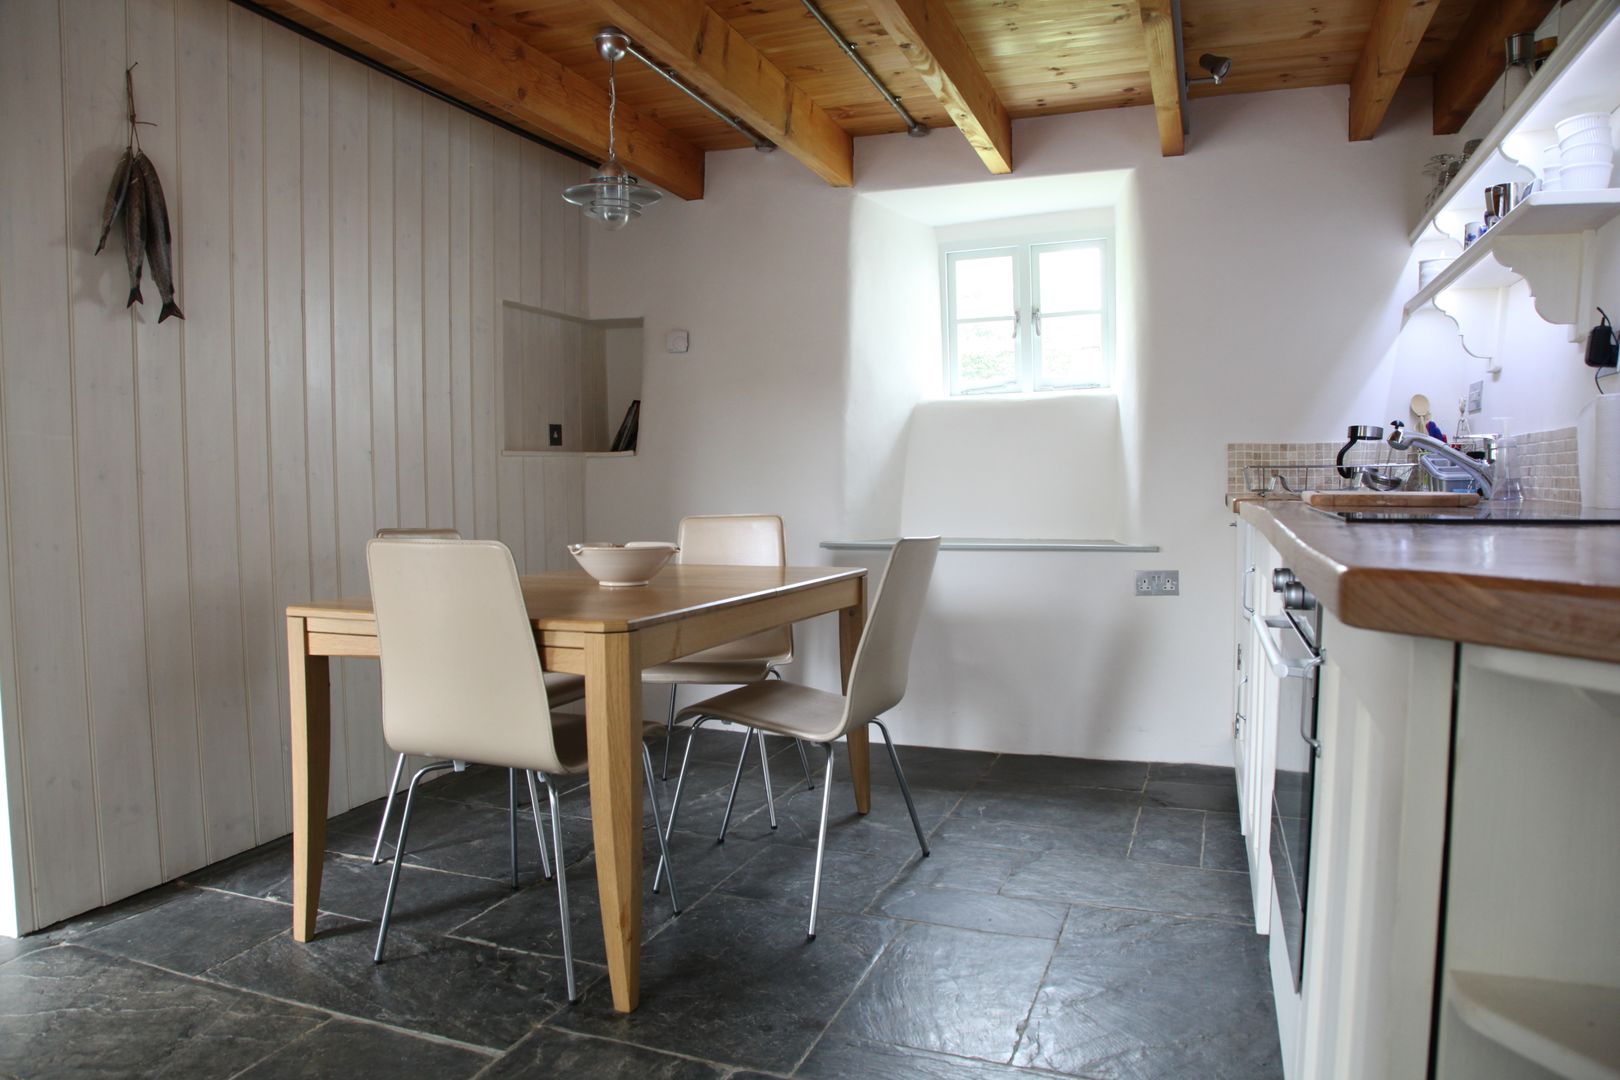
368 527 585 885
366 537 678 999
644 515 814 821
667 536 941 938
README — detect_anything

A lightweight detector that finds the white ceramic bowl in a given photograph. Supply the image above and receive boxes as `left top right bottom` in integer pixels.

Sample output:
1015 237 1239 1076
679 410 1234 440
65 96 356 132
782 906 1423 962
568 542 679 587
1560 161 1614 191
1559 142 1616 166
1555 111 1612 141
1543 164 1565 191
1559 128 1615 154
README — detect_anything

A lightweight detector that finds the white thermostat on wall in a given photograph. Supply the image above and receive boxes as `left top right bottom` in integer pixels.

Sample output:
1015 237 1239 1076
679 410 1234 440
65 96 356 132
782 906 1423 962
665 329 690 354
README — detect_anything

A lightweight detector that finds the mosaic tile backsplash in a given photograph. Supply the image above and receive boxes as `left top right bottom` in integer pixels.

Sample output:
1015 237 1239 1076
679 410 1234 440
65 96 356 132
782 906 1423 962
1226 427 1581 503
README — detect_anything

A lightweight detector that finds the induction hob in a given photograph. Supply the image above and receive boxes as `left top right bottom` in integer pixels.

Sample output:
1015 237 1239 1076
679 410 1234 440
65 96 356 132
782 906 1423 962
1316 499 1620 525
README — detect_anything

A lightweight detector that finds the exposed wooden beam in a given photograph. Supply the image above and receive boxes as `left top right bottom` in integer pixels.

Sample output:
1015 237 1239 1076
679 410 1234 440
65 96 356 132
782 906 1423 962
1131 0 1185 157
274 0 706 199
590 0 854 187
1349 0 1444 140
1432 0 1559 134
863 0 1012 174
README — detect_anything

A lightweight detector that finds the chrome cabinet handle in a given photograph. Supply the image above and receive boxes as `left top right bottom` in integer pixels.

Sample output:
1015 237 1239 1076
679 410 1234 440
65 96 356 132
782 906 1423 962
1300 705 1322 757
1241 566 1256 617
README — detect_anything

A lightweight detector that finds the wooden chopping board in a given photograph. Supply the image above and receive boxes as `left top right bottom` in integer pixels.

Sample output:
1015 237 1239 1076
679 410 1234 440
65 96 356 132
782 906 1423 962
1302 490 1481 508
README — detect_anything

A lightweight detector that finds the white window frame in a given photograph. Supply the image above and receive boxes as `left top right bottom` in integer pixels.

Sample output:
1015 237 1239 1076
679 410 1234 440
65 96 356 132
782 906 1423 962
942 236 1113 397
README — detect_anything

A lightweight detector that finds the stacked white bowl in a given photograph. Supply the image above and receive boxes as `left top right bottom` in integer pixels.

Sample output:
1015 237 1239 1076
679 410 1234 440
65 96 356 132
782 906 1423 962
1555 112 1615 191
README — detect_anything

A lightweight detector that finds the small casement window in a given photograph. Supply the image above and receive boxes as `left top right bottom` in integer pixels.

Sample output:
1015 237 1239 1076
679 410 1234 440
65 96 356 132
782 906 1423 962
943 238 1112 396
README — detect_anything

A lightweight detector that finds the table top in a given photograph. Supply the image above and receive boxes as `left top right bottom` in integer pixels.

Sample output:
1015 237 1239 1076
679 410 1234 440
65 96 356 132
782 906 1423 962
288 564 865 633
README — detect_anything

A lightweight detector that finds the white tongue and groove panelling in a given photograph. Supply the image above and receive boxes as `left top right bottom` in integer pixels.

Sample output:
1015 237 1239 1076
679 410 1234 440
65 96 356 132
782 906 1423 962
0 0 589 933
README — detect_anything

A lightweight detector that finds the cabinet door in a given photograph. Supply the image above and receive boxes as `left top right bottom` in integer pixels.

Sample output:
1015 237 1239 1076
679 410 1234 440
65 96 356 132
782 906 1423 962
1296 615 1452 1080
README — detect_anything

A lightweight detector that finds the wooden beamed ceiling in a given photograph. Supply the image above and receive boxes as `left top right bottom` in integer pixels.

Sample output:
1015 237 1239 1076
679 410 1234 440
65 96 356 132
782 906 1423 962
259 0 1530 197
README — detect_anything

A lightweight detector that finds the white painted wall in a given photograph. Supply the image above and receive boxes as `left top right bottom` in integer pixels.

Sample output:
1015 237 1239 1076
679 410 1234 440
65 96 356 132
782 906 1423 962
0 0 590 932
588 83 1443 765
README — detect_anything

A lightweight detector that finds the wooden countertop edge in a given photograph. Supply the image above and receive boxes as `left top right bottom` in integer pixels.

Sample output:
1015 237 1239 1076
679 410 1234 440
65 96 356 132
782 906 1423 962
1239 501 1620 664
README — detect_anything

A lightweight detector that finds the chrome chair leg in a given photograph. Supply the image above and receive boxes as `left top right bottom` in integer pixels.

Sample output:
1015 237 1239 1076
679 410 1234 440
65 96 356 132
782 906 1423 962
807 743 837 940
544 775 577 1003
795 739 815 790
758 729 778 830
872 719 929 857
507 769 520 889
370 752 407 864
656 716 711 894
719 728 756 843
660 684 678 780
525 770 554 881
375 760 455 963
642 743 680 914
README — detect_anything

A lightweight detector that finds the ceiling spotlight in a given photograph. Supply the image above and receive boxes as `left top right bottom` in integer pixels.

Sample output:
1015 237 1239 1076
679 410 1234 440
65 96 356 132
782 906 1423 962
561 28 663 230
1187 53 1232 86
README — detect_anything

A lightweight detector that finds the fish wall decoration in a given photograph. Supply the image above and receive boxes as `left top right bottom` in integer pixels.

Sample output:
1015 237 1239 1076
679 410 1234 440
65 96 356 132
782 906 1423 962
98 65 182 322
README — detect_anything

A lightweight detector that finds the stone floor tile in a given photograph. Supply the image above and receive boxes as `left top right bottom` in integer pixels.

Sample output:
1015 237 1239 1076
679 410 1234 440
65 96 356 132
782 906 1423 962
552 893 898 1074
481 1027 729 1080
1013 904 1280 1079
873 884 1068 939
206 914 586 1051
1128 807 1205 868
75 886 292 975
1002 850 1252 924
234 1017 493 1079
0 945 323 1079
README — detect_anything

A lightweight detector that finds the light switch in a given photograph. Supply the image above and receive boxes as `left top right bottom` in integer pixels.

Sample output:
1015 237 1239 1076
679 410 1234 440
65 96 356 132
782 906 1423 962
665 329 690 354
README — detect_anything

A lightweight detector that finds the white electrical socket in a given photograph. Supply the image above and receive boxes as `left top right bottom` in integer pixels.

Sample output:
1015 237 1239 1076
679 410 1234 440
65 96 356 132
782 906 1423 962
1134 570 1180 596
1467 380 1483 413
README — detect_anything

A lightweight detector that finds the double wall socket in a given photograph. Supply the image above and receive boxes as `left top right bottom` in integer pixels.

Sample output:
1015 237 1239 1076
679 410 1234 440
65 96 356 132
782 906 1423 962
1135 570 1180 596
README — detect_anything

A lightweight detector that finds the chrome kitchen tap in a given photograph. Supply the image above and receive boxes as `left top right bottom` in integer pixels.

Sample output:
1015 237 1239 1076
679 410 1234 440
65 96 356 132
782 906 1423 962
1386 420 1495 498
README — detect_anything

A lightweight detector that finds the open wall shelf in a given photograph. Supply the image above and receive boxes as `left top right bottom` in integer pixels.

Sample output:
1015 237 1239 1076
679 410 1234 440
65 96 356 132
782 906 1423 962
1448 971 1620 1080
1404 191 1620 354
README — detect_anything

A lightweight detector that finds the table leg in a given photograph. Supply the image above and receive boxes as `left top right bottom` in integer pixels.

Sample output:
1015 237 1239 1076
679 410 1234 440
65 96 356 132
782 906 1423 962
288 615 331 942
840 590 870 815
585 632 643 1012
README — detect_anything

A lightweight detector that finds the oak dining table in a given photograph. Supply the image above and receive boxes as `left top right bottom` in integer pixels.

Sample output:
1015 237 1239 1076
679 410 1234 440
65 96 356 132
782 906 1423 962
284 563 869 1013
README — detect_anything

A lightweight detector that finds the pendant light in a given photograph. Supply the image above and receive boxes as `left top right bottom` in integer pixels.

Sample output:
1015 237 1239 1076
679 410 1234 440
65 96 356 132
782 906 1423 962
562 28 662 230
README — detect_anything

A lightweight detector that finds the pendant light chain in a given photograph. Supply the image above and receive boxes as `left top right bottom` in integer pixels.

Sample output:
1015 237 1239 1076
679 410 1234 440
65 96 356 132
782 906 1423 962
606 54 618 161
560 27 662 229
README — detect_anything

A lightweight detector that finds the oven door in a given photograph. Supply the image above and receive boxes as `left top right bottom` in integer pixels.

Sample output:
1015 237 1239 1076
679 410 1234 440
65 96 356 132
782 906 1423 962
1249 608 1322 991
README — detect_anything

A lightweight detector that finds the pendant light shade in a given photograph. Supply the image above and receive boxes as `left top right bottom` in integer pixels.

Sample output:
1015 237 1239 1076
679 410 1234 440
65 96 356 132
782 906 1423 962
562 29 662 229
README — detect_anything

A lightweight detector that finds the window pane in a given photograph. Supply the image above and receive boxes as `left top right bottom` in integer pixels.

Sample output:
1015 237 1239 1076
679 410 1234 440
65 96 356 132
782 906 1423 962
956 319 1017 389
1038 246 1103 314
953 255 1014 319
1038 313 1106 387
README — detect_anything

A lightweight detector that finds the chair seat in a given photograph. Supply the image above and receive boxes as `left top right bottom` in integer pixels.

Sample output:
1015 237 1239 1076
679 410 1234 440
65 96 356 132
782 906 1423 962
675 680 846 743
641 659 777 685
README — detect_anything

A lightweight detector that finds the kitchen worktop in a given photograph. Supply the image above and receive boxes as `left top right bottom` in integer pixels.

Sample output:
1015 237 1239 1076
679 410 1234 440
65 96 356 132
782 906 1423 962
1236 498 1620 663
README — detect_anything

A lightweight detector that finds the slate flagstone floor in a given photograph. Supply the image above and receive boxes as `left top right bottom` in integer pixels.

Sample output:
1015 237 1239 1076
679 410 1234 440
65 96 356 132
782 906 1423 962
1 731 1282 1079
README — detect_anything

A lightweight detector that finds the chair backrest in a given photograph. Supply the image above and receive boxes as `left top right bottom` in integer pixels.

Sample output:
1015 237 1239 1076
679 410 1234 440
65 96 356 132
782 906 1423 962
838 536 941 735
675 514 792 664
366 538 566 775
376 527 462 539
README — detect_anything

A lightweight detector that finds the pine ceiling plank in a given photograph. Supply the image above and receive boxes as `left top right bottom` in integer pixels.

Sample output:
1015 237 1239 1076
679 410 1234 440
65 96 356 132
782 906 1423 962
864 0 1013 173
1130 0 1185 157
1349 0 1444 140
1432 0 1558 134
272 0 707 199
591 0 856 187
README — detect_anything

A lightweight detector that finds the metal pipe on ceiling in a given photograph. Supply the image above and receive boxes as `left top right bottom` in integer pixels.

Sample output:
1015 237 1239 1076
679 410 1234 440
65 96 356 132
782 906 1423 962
799 0 928 137
616 37 775 152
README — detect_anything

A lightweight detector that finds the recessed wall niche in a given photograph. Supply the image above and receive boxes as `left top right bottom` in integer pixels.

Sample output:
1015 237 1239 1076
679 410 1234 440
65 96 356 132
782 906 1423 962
501 301 644 453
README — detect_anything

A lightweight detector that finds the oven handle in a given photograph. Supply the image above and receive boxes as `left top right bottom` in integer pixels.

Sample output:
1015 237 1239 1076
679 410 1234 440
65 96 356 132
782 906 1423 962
1250 610 1323 680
